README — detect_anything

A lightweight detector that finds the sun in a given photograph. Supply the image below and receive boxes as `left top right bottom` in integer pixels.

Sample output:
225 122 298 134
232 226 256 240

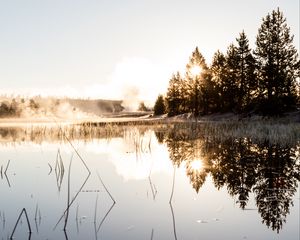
190 160 204 172
190 65 202 76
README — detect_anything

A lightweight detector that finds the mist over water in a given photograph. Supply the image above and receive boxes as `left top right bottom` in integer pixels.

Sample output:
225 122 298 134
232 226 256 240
0 96 125 121
0 56 171 112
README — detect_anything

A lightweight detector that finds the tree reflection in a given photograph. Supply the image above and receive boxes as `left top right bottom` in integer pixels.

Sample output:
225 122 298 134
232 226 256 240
186 159 208 193
156 128 300 232
254 143 300 233
210 138 258 209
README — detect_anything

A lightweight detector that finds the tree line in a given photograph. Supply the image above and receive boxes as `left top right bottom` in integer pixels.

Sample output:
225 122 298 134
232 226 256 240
154 8 300 116
0 98 40 117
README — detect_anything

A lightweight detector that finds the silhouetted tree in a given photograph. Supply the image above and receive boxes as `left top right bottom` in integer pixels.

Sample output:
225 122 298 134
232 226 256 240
211 50 228 111
153 94 166 115
138 102 150 111
166 72 185 116
0 99 21 117
235 31 257 112
224 44 240 111
9 99 21 117
29 99 39 110
254 8 300 114
160 8 299 117
186 47 212 115
0 102 10 117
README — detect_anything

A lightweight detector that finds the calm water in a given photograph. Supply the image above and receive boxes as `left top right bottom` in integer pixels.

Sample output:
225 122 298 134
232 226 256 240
0 124 299 240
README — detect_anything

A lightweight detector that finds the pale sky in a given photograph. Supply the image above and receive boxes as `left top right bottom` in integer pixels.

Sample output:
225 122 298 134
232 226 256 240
0 0 299 104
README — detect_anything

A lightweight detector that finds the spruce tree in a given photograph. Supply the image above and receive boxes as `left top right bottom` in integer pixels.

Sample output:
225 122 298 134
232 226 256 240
254 8 300 114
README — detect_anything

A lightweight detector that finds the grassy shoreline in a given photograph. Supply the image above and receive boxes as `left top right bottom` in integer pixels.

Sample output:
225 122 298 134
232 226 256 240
0 113 299 146
0 110 299 125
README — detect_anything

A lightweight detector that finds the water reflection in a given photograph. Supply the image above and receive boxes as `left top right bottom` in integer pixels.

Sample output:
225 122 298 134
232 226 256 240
0 123 299 239
157 127 300 233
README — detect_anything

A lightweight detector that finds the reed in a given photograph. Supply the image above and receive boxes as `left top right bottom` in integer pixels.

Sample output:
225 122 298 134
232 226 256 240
169 203 178 240
169 166 178 240
94 195 99 224
96 171 116 204
55 149 65 192
96 171 116 233
34 204 38 221
0 117 299 146
150 229 154 240
63 156 72 231
10 208 32 239
54 167 90 230
169 166 176 204
34 203 39 233
94 195 99 240
96 201 115 233
76 204 79 234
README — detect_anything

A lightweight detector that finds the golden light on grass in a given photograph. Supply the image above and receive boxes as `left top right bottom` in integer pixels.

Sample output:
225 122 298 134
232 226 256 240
190 65 202 76
189 159 204 172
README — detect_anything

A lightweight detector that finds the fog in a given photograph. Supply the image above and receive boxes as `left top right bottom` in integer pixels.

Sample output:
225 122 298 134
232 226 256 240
0 96 125 120
0 57 172 112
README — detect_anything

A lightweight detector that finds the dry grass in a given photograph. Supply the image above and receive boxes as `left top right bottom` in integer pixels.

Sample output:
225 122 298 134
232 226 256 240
0 117 299 146
200 120 300 145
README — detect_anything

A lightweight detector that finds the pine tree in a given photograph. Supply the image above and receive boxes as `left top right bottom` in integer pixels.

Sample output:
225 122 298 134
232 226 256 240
166 72 185 116
224 44 240 111
235 31 257 111
254 8 300 114
153 94 166 116
138 102 150 111
211 50 227 111
185 47 211 115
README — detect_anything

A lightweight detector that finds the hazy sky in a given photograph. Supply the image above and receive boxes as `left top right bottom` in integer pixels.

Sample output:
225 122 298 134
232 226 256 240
0 0 299 104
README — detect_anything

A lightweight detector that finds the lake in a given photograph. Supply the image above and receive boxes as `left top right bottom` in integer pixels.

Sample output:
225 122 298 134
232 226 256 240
0 122 299 240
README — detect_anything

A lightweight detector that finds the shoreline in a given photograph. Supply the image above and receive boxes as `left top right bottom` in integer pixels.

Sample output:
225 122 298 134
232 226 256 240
0 111 299 127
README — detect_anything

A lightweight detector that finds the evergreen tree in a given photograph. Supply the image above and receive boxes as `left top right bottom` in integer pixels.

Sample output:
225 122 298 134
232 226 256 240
161 8 299 116
153 94 166 116
235 31 257 111
166 72 185 116
185 47 211 115
254 8 300 114
224 43 240 111
0 102 10 117
211 50 227 111
215 34 256 113
138 102 150 111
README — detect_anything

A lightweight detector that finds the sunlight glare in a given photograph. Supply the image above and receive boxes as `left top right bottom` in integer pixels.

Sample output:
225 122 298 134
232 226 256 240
190 65 202 76
190 160 204 172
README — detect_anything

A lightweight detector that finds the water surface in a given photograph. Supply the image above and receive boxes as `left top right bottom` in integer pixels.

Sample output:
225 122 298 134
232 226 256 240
0 124 299 240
